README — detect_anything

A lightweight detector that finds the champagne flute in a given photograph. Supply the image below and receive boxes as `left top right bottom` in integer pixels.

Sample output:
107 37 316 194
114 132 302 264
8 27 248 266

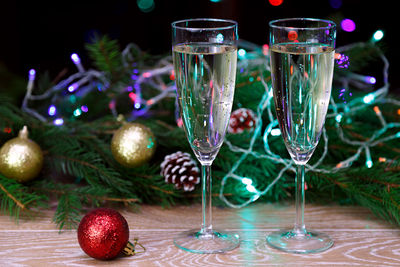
171 18 240 254
267 18 336 253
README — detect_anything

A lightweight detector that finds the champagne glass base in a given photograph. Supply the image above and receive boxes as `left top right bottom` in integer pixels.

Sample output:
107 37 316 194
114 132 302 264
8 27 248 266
174 229 240 254
266 229 333 254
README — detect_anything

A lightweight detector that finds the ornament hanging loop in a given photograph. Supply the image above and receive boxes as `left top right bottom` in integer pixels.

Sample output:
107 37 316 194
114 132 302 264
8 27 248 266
122 238 146 256
19 125 29 139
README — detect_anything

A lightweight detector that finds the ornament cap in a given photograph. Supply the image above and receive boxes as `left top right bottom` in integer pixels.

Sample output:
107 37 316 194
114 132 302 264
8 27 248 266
18 126 29 139
122 238 146 256
116 114 126 124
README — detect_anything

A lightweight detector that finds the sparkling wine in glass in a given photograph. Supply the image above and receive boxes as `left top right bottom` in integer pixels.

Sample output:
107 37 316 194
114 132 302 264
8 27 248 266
267 18 336 254
171 18 240 254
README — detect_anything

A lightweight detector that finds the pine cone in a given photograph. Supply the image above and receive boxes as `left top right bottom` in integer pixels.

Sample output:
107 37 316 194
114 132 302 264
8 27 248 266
228 108 256 134
160 151 200 192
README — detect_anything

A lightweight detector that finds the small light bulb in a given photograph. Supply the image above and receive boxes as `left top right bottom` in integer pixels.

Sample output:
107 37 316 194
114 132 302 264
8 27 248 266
365 147 373 168
68 82 79 92
271 128 281 136
48 105 56 116
81 105 89 112
363 93 375 104
365 76 376 84
366 160 373 168
238 49 246 58
73 108 82 117
71 53 80 64
373 30 384 42
242 178 252 185
216 33 224 43
29 69 36 79
54 118 64 126
246 184 257 193
335 114 343 123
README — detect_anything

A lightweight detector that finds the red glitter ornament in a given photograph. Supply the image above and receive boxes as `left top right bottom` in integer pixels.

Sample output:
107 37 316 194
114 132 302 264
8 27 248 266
228 108 256 134
77 208 130 260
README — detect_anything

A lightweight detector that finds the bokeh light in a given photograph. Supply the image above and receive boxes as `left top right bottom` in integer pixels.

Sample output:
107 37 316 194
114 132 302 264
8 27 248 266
216 33 224 43
269 0 283 6
329 0 342 8
137 0 155 12
336 53 350 68
262 44 269 56
238 48 246 58
288 30 298 41
341 19 356 32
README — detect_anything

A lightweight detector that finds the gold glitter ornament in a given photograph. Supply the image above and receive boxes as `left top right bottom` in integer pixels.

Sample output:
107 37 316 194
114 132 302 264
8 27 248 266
0 126 43 182
111 123 156 168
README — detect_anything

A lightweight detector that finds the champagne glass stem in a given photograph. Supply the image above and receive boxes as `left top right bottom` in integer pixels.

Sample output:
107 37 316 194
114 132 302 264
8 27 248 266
201 164 213 234
294 164 306 235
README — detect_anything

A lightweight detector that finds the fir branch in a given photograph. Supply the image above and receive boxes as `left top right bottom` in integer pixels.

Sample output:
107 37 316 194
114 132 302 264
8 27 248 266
39 126 134 195
53 191 82 230
0 175 47 220
32 184 139 205
0 182 25 210
85 35 122 75
308 166 400 225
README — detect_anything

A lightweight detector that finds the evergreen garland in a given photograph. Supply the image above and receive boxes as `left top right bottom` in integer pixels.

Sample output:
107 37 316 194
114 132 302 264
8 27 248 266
0 36 399 229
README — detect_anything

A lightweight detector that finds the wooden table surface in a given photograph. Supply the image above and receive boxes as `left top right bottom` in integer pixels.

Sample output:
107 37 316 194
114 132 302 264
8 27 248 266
0 203 399 266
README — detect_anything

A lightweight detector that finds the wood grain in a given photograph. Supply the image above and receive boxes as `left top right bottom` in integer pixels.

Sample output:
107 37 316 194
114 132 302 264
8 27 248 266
0 203 399 266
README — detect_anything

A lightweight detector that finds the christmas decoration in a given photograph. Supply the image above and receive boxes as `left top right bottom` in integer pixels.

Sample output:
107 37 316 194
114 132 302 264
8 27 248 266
77 208 133 260
160 151 200 191
0 126 43 182
228 108 256 134
111 122 156 168
1 30 400 230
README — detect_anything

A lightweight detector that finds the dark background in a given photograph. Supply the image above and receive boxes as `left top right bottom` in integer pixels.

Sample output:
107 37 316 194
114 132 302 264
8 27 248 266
1 0 398 98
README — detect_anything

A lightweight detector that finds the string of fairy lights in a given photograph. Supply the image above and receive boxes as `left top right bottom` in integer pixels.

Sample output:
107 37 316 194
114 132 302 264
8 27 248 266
220 30 400 208
221 33 399 207
21 28 400 208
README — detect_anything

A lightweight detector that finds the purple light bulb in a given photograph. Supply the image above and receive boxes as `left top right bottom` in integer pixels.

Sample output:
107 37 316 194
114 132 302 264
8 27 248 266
71 53 81 64
68 82 79 92
28 69 36 80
